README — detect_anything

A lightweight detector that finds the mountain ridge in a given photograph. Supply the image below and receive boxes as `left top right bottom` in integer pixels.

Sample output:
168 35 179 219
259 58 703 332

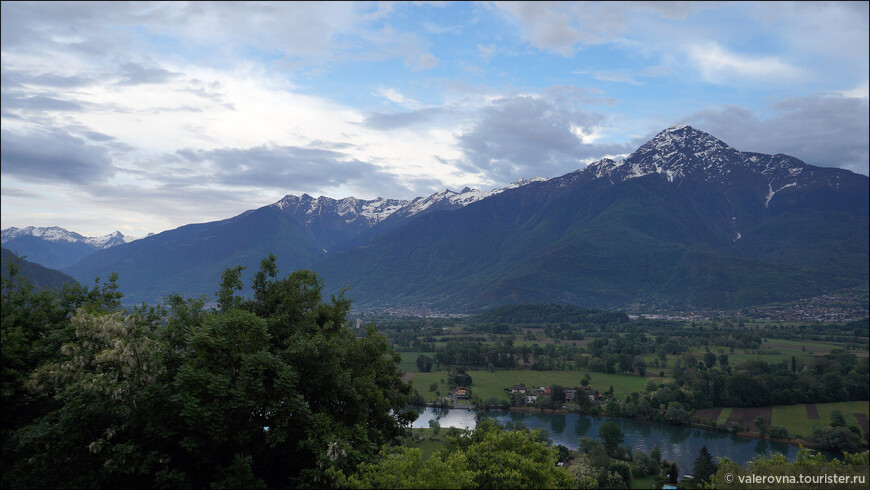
16 125 868 311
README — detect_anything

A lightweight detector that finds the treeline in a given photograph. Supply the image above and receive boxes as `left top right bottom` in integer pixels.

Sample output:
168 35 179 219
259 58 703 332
469 303 629 329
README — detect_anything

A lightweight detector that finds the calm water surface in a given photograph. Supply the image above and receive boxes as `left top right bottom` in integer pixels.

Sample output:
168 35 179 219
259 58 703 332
411 407 821 477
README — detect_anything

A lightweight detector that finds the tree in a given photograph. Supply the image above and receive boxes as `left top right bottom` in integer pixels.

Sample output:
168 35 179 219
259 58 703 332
599 421 624 458
754 415 767 436
416 354 434 372
4 258 414 488
344 447 476 489
769 426 788 439
609 461 632 487
704 352 717 369
568 454 599 488
667 462 680 484
551 385 566 406
349 419 573 488
1 263 126 481
692 445 717 482
830 409 846 427
650 444 662 465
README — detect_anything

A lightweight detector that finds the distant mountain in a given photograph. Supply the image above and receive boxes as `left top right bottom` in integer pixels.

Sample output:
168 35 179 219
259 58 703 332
314 125 868 311
1 226 134 270
1 247 78 291
65 179 545 304
58 125 869 311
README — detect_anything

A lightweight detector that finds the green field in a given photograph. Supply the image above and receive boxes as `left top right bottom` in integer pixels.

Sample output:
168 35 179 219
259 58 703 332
629 475 657 489
641 337 865 376
400 428 450 459
771 401 870 438
407 367 651 403
398 351 436 373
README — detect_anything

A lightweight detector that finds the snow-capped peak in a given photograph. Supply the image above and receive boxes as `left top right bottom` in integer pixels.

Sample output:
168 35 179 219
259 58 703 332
572 125 835 209
271 177 547 228
1 226 132 249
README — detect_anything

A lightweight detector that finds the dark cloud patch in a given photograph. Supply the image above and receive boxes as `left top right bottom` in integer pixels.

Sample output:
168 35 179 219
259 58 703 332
1 69 94 89
0 129 116 184
116 62 178 86
0 186 41 198
82 131 115 142
174 144 390 191
683 94 869 175
0 93 83 111
363 107 448 130
457 95 633 181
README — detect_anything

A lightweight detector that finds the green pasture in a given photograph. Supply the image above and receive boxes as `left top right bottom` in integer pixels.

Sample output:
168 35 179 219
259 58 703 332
717 407 733 425
694 401 868 439
398 351 436 372
771 401 870 438
640 336 866 374
408 368 651 403
400 428 451 459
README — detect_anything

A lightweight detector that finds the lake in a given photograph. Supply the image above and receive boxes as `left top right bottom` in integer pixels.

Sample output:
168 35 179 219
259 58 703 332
411 407 825 477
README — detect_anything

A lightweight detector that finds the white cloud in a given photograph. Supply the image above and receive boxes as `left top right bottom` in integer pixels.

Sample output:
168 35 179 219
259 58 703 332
841 81 869 100
375 88 422 109
592 70 642 85
477 44 496 63
687 43 803 84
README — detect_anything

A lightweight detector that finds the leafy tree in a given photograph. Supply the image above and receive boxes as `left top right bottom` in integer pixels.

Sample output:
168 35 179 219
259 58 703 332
416 354 434 373
754 415 767 436
608 461 632 487
429 419 441 435
568 454 599 488
348 419 572 488
809 426 863 453
344 447 476 489
4 258 413 488
650 444 662 465
704 352 717 369
692 445 717 482
1 263 125 466
667 461 679 484
599 421 624 458
768 425 788 439
830 409 846 427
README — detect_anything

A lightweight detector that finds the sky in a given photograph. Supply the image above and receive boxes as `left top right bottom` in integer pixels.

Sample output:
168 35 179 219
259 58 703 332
1 1 868 238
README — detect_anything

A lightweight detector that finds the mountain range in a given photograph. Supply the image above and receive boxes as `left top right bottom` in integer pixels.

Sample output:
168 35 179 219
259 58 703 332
5 125 868 311
1 227 136 270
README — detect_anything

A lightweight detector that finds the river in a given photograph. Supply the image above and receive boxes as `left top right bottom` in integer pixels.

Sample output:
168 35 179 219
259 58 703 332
411 407 828 477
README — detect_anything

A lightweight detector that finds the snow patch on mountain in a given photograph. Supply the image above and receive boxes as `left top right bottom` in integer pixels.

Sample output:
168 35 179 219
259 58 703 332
578 125 833 209
1 226 134 248
272 177 547 227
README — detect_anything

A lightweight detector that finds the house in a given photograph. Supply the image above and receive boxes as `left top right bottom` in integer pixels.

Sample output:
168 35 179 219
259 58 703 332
453 386 469 399
565 388 577 402
510 384 527 394
526 394 538 405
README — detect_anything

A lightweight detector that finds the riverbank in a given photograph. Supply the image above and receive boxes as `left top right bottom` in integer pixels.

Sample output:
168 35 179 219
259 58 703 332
409 406 833 478
413 402 831 451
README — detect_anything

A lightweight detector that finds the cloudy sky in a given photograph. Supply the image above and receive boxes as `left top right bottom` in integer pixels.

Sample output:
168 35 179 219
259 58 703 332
2 1 868 237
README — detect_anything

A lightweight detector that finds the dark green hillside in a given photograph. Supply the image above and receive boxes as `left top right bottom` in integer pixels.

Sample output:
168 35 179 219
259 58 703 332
316 169 868 311
1 235 97 270
1 248 77 290
65 207 324 304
